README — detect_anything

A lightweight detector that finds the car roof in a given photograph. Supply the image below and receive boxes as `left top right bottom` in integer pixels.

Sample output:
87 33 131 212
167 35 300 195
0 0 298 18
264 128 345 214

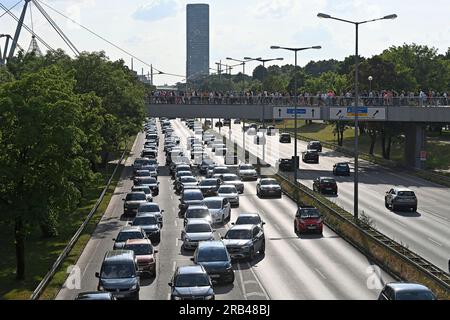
198 240 226 249
134 212 158 218
229 224 254 231
237 212 260 218
219 184 237 189
186 218 211 225
204 196 224 202
104 250 134 261
320 177 336 180
127 191 146 195
119 226 143 233
76 292 114 300
177 265 206 275
183 189 203 194
260 178 277 182
387 282 432 292
309 141 321 144
125 239 152 246
222 173 238 177
186 205 209 210
139 202 159 208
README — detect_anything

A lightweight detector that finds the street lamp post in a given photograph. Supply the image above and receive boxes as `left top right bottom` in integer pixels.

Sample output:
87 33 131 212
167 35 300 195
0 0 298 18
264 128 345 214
317 12 397 220
244 57 284 68
226 57 262 75
270 45 322 188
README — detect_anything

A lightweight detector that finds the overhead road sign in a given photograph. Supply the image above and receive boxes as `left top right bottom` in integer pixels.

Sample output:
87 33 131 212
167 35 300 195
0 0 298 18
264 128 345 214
273 107 321 120
330 107 386 120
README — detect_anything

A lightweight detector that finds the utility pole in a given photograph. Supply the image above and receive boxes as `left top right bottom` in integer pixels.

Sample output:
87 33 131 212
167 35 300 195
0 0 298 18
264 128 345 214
8 0 31 61
151 64 154 85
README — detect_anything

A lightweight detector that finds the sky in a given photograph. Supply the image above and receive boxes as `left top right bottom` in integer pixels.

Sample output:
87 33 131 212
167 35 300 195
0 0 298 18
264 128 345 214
0 0 449 85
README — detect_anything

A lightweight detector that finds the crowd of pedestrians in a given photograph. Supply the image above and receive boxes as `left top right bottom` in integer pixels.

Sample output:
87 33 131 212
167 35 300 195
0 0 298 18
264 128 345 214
149 89 449 107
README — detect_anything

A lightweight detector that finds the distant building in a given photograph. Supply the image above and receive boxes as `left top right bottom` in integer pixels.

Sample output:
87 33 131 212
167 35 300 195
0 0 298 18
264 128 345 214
186 3 209 80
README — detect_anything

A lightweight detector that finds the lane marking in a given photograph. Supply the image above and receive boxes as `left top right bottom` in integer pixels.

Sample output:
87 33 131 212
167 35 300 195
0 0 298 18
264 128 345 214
167 293 171 300
246 262 270 300
172 261 177 272
427 237 443 247
314 268 327 280
175 237 179 247
174 220 178 227
236 262 248 300
392 220 407 228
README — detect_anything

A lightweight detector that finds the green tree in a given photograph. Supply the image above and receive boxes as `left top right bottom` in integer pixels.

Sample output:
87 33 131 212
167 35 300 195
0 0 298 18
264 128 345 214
252 65 268 82
0 66 93 279
304 59 340 76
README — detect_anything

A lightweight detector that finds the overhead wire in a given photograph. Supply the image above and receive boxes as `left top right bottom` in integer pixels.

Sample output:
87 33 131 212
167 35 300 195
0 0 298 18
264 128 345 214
0 0 22 19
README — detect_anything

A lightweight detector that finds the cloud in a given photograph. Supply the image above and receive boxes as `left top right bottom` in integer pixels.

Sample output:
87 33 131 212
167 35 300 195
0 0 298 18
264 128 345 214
132 0 178 22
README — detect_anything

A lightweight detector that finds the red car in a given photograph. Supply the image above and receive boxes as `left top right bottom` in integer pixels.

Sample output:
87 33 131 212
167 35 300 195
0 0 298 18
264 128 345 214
124 239 158 277
294 206 323 235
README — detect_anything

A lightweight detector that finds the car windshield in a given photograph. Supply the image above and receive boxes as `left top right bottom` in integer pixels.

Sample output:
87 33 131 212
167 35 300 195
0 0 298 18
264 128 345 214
181 177 197 183
197 248 228 262
200 180 217 186
396 290 435 300
236 216 261 225
126 193 146 201
223 175 239 181
116 231 144 242
124 243 153 255
397 191 415 197
175 274 210 287
204 200 221 209
139 177 157 184
260 180 277 186
299 209 320 219
132 188 151 195
321 179 336 184
177 171 192 177
101 263 135 279
184 192 204 201
215 168 228 174
138 204 160 212
133 216 158 225
240 165 254 170
136 171 150 176
186 209 210 219
219 186 236 194
337 163 348 168
225 229 251 239
185 224 212 233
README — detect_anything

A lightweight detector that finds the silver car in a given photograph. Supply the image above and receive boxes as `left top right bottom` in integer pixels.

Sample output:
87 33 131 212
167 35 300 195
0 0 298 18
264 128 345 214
181 219 215 250
221 174 244 193
203 197 231 224
384 187 418 212
238 164 258 181
217 185 239 207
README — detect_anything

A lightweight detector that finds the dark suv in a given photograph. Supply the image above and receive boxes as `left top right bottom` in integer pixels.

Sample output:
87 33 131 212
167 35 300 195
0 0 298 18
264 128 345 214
279 133 291 143
222 225 265 261
307 141 322 152
95 250 140 300
302 150 319 164
333 162 350 176
294 206 323 235
169 265 215 300
198 178 221 197
179 189 205 216
277 158 295 171
191 241 234 284
313 177 338 195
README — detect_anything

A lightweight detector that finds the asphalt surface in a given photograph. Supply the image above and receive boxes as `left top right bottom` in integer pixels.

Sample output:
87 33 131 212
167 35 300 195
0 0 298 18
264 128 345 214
214 121 450 272
56 118 394 300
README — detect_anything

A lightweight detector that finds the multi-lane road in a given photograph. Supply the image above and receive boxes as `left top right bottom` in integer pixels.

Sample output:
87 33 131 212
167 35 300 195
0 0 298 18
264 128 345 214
56 118 395 300
214 121 450 272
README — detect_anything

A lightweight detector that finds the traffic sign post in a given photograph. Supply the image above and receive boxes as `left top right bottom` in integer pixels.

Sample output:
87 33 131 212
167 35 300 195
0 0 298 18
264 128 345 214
273 107 321 120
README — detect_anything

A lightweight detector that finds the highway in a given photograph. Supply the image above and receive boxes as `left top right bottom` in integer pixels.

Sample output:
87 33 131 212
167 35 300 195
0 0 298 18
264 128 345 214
213 121 450 272
56 118 394 300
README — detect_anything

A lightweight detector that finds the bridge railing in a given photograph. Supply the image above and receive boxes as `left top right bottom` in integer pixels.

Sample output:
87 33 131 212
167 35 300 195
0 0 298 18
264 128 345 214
148 95 449 107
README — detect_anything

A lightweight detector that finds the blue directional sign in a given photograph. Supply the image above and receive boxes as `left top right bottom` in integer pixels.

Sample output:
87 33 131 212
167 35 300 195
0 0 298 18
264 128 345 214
273 107 320 119
330 107 386 120
346 107 368 117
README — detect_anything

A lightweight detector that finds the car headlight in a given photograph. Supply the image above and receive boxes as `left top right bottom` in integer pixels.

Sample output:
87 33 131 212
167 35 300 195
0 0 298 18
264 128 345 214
131 284 138 290
98 285 104 291
205 295 214 300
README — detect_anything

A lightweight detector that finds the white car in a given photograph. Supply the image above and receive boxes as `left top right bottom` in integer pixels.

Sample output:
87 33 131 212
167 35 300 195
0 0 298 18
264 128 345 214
238 164 258 181
203 197 231 224
217 185 239 207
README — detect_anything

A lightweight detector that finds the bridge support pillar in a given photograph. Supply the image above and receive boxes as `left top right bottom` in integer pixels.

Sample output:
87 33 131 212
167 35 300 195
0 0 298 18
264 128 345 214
404 123 426 169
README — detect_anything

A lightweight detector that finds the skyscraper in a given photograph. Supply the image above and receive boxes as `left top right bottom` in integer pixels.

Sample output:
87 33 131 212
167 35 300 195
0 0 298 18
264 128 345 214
186 4 209 80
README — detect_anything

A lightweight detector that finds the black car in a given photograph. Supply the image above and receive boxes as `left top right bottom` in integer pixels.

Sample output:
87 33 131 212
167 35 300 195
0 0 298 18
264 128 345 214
307 141 322 152
95 250 140 300
279 133 291 143
302 150 319 164
191 241 234 284
113 226 147 250
141 149 157 159
333 162 350 176
256 178 282 198
198 160 216 175
198 178 221 197
277 158 295 172
215 121 223 128
222 225 265 261
169 265 215 300
75 292 116 300
223 119 231 126
130 213 161 244
179 189 205 216
313 177 338 195
134 177 160 196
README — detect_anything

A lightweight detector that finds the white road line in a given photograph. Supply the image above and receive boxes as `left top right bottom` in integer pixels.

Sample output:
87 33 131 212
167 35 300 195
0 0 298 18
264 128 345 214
167 293 171 300
174 220 178 227
392 220 407 228
314 268 327 280
236 262 248 300
246 292 267 298
427 237 443 246
175 237 179 247
247 262 270 300
172 261 177 272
